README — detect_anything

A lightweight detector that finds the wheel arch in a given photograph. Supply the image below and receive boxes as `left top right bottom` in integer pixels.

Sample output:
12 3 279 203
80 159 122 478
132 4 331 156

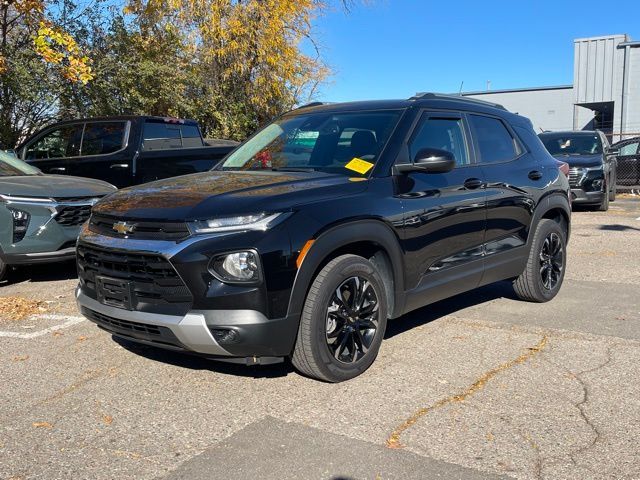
532 193 571 244
287 220 406 320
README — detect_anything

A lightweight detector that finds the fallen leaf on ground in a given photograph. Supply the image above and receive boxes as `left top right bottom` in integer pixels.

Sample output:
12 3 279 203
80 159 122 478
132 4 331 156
0 297 48 322
12 355 29 362
77 335 87 341
32 422 53 429
52 331 64 337
102 415 113 425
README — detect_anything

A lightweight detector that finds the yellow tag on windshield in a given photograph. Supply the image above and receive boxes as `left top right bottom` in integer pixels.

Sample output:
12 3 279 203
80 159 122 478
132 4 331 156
345 157 374 175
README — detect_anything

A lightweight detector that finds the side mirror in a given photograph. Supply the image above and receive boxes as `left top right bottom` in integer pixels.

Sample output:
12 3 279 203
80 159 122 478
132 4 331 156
396 148 456 174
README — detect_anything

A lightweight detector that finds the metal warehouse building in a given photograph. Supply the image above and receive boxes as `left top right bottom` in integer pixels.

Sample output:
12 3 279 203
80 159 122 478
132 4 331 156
463 34 639 142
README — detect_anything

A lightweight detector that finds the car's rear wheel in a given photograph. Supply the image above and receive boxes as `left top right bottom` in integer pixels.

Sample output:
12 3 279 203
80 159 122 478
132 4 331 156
291 254 388 382
513 219 567 303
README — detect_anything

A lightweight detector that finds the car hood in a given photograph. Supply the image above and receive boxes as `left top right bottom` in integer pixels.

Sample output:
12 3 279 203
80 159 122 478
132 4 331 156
93 171 369 221
551 154 603 168
0 174 116 198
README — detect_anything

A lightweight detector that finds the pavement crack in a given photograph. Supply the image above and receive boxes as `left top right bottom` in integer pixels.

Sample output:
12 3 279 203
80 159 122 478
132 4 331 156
541 344 615 470
385 335 548 449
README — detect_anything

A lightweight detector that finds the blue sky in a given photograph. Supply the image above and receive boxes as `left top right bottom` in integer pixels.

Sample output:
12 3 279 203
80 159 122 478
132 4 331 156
310 0 639 102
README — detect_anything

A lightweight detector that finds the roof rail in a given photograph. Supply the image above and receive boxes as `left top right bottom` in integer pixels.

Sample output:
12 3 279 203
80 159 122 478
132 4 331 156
295 101 328 109
409 92 507 111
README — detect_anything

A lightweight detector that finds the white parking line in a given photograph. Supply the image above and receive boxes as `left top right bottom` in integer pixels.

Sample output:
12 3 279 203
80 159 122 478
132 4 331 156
0 315 86 339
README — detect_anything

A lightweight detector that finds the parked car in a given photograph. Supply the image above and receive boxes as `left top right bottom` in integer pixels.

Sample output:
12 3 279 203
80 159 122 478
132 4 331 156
15 116 237 188
538 130 616 211
75 94 571 382
610 136 640 188
0 151 115 281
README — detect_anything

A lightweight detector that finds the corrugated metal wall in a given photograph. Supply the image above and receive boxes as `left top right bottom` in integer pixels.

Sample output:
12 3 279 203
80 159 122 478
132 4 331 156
573 35 627 104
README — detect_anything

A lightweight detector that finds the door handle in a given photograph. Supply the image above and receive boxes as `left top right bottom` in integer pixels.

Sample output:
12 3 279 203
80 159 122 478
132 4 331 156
49 167 66 172
463 178 483 189
110 163 129 169
528 170 543 180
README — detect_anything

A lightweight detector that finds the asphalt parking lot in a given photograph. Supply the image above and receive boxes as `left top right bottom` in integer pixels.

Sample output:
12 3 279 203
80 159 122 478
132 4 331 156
1 198 639 480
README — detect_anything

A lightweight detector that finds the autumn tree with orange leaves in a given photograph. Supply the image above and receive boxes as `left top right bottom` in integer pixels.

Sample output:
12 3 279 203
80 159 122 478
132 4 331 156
1 0 351 148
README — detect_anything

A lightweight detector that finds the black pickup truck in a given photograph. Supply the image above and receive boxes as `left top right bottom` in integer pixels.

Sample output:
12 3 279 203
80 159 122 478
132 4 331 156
16 116 237 188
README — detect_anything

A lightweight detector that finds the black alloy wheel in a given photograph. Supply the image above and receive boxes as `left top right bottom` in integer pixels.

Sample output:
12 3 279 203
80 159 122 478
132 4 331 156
325 276 380 363
539 232 564 291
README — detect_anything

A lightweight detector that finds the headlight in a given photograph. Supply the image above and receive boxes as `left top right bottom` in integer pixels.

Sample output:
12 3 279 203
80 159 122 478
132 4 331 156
188 212 285 234
9 208 30 243
209 250 262 283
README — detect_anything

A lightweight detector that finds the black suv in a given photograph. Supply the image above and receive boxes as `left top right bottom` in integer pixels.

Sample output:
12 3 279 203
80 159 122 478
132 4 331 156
538 130 617 211
76 94 571 382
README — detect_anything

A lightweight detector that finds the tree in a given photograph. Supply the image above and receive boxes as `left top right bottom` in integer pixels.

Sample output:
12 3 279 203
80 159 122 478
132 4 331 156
0 0 93 147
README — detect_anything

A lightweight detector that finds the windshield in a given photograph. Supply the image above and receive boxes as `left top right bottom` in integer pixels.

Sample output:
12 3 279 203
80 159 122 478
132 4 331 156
539 133 602 156
220 110 403 176
0 151 41 176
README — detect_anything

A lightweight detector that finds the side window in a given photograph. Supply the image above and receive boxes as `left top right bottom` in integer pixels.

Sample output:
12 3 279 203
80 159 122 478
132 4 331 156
142 122 181 150
142 122 203 150
24 125 82 160
81 122 126 156
469 115 519 164
620 142 639 156
409 116 469 166
180 124 204 148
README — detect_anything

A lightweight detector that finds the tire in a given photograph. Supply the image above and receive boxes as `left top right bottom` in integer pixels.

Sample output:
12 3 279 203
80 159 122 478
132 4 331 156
291 254 388 382
609 173 616 202
513 219 567 303
0 258 7 283
597 186 609 211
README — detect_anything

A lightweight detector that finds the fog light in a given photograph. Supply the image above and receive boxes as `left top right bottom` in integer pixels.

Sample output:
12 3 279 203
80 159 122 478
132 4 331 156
9 208 30 243
209 328 239 344
210 250 261 283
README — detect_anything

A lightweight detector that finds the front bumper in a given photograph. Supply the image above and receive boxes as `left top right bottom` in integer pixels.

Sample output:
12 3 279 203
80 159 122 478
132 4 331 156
2 246 76 265
570 188 605 205
77 289 295 362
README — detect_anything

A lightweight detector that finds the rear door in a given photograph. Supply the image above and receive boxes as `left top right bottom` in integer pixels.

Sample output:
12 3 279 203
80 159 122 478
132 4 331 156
21 123 83 174
66 121 132 188
136 120 207 183
398 111 487 308
470 114 543 283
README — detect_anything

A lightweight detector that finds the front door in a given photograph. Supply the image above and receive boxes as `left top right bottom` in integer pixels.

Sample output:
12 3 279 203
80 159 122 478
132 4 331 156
22 123 83 175
66 121 133 188
398 111 486 309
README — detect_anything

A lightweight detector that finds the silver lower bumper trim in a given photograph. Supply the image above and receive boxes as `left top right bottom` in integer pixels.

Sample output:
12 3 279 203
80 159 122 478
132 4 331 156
76 290 232 356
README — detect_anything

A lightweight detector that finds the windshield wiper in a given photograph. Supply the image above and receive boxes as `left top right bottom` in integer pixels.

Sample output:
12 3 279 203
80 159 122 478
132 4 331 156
270 167 319 172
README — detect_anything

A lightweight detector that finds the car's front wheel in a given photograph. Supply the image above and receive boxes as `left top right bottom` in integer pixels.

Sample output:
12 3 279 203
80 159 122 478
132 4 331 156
0 258 7 282
513 219 567 303
292 254 388 382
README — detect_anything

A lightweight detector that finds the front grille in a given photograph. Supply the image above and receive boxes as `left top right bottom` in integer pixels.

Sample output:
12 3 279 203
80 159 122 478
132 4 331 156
55 205 92 226
89 214 191 241
568 167 586 187
77 244 192 314
81 307 187 350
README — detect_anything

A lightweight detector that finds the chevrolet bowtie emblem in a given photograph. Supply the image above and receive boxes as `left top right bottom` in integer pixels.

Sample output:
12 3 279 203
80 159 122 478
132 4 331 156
113 221 136 235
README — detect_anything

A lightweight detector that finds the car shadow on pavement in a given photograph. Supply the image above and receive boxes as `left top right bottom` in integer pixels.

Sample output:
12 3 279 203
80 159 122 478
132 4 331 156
1 260 78 286
113 336 294 379
385 280 517 340
599 224 640 232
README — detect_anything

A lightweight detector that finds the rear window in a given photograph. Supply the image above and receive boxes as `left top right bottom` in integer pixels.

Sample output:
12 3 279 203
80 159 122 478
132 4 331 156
81 122 127 156
142 122 204 150
469 115 520 163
